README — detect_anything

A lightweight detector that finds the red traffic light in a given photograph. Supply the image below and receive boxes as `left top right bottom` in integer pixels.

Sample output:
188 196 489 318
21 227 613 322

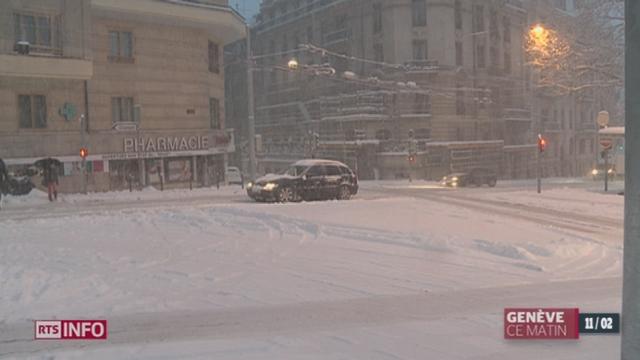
80 147 88 159
537 136 547 153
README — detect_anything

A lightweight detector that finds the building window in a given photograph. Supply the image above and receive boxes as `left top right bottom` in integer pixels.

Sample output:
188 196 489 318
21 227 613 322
489 7 498 38
476 43 485 68
503 16 511 43
454 0 462 30
570 138 575 155
373 3 382 34
473 5 484 32
490 46 499 69
414 94 431 113
307 25 314 43
373 43 384 62
210 98 221 129
18 95 47 129
456 87 466 115
14 13 52 48
412 0 427 27
554 0 568 11
579 139 586 154
504 50 511 74
208 40 220 73
109 31 133 62
412 40 427 61
336 14 348 29
455 41 463 66
281 34 288 56
111 97 134 123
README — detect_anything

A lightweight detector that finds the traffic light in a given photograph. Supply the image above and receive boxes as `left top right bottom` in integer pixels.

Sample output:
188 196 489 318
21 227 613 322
80 147 88 159
537 135 547 153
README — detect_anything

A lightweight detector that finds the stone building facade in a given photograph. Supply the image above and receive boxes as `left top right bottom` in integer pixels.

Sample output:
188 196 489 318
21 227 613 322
0 0 245 192
250 0 533 179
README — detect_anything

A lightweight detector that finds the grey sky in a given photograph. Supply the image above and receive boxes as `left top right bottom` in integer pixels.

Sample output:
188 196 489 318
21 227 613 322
230 0 261 21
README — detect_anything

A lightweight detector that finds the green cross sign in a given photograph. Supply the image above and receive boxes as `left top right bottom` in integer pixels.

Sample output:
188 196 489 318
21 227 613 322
59 102 77 122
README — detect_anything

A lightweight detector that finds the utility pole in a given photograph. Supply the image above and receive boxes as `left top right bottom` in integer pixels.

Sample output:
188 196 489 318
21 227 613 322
246 24 257 181
537 150 541 194
622 1 640 359
604 149 609 192
537 134 546 194
80 114 87 194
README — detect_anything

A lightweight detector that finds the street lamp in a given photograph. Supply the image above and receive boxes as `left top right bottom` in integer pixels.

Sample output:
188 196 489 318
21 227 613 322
532 24 545 38
287 58 299 70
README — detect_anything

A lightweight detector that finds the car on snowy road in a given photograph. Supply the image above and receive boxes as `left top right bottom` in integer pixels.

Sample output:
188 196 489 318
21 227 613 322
246 159 358 202
441 168 498 188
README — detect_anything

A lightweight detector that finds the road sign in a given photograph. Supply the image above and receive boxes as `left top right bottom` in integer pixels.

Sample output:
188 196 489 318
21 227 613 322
600 138 613 149
597 111 610 128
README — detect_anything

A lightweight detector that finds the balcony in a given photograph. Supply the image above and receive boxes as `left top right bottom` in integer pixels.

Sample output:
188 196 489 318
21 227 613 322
323 29 351 46
93 0 246 43
543 121 562 132
503 108 531 123
0 53 93 80
576 122 597 131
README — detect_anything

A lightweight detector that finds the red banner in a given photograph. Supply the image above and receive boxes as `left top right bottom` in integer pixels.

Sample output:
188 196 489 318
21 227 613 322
504 308 579 340
35 320 108 340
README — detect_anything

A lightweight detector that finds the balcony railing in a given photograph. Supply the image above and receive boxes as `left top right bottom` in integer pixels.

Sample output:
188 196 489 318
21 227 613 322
324 29 351 45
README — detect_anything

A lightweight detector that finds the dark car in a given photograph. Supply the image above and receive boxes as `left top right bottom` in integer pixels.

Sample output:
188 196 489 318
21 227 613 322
247 159 358 202
590 164 616 180
441 168 498 188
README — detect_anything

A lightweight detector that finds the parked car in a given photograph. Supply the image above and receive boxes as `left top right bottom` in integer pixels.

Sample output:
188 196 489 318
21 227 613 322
247 159 358 202
441 168 498 188
226 166 243 185
1 175 35 196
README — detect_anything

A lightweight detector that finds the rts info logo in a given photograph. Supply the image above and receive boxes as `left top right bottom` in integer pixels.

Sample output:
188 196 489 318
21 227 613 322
34 320 108 340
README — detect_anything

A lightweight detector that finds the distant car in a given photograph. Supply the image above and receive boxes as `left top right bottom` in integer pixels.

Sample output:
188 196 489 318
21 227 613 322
226 167 243 185
247 159 358 202
441 168 498 188
590 164 616 180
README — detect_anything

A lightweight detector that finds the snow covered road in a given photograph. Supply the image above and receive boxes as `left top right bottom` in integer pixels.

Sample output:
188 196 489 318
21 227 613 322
0 183 624 358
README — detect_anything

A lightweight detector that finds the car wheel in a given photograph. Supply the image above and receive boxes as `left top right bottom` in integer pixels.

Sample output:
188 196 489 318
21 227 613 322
488 179 497 188
337 185 352 200
276 187 294 203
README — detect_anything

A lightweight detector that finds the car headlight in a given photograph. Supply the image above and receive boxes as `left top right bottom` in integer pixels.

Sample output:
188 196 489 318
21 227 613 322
452 182 458 187
591 169 599 176
247 181 253 188
452 177 459 181
264 183 277 191
608 169 614 174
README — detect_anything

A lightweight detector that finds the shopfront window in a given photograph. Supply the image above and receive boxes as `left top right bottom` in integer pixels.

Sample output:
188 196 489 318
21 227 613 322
164 157 193 183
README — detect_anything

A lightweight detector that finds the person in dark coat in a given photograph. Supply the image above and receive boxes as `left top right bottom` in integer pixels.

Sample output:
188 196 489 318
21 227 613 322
0 159 7 192
0 158 7 206
42 162 59 201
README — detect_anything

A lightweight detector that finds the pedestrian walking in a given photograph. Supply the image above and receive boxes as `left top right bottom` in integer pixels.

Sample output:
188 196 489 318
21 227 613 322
0 158 8 208
42 162 59 201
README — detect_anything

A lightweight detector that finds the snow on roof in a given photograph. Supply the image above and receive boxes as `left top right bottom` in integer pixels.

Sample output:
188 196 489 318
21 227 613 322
599 126 625 136
293 159 348 167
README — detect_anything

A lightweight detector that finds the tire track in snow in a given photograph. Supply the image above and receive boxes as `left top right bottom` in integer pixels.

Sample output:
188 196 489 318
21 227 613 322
0 277 621 357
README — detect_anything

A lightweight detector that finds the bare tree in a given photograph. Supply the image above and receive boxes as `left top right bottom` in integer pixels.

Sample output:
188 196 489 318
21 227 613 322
526 0 623 97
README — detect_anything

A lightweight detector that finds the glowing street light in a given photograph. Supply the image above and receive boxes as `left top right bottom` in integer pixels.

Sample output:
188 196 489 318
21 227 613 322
287 58 299 70
531 24 545 38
